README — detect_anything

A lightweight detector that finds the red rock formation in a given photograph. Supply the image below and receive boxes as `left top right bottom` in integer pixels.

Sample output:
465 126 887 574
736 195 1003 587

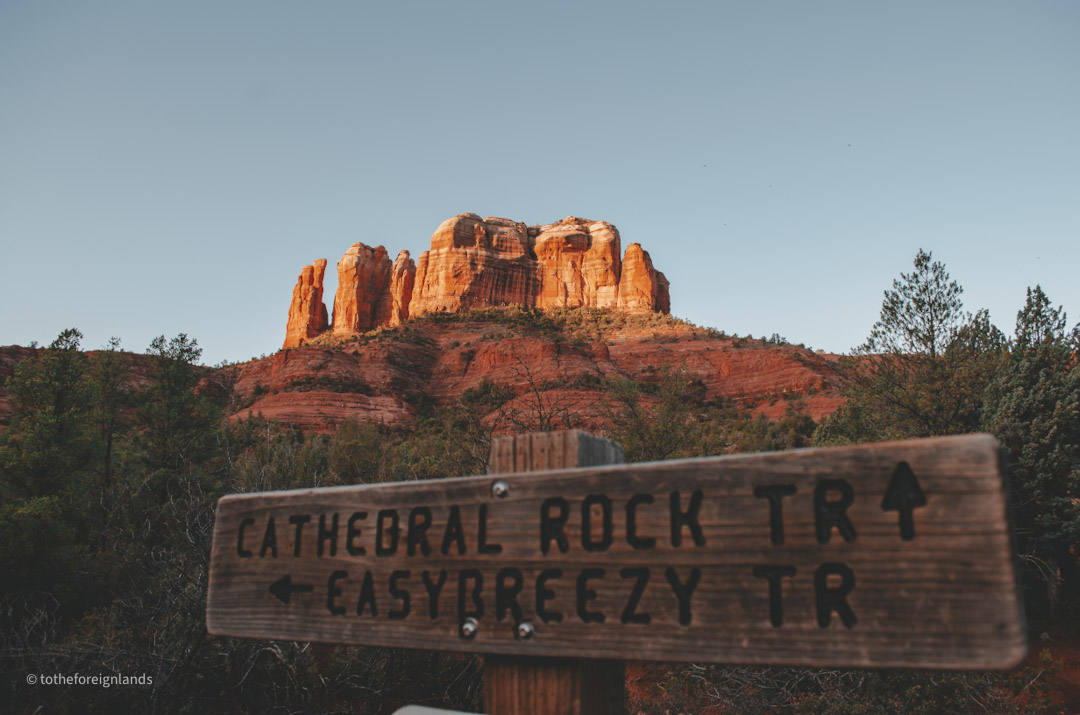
581 222 622 308
533 222 587 309
617 243 668 313
532 218 621 309
374 250 416 327
411 214 537 315
410 215 635 316
285 213 669 346
332 244 392 336
283 259 328 349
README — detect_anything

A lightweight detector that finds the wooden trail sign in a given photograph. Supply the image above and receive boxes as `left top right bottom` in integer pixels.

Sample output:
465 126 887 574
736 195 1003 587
206 433 1026 670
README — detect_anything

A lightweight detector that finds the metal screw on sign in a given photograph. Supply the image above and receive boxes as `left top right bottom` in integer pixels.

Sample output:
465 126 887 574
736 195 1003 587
460 618 479 639
490 480 509 498
515 622 534 641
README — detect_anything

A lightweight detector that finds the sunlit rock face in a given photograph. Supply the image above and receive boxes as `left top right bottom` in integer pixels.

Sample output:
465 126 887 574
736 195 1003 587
532 218 622 310
375 250 416 328
411 214 537 316
332 243 393 337
283 259 328 348
282 213 669 347
617 243 668 312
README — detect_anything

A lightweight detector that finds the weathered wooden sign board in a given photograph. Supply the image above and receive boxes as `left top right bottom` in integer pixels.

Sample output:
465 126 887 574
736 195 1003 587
206 433 1026 669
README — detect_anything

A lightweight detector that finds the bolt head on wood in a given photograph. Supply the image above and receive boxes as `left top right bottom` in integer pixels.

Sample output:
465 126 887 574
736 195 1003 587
491 480 509 498
460 617 479 639
515 622 534 641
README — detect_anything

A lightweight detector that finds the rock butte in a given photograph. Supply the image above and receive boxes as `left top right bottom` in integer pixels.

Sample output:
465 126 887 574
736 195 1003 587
283 214 669 348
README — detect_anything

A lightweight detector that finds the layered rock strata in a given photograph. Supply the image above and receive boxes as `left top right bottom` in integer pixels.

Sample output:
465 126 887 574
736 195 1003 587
411 215 537 315
246 323 849 435
282 214 669 348
533 218 622 310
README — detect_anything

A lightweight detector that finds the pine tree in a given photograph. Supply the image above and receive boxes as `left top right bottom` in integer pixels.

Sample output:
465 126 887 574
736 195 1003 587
984 286 1080 616
0 329 98 612
819 250 1005 442
137 333 216 473
1 329 96 498
88 336 131 549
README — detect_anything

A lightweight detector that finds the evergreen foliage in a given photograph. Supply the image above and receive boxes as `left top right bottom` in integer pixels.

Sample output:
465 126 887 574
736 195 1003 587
0 329 98 625
819 250 1006 443
984 287 1080 615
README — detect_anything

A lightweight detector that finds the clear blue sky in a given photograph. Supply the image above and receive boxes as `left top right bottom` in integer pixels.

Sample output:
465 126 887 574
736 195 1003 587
2 1 1077 365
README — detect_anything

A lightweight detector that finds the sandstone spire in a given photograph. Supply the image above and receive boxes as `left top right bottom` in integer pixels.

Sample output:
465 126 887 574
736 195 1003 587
282 259 328 348
374 250 416 327
617 243 667 312
332 244 393 336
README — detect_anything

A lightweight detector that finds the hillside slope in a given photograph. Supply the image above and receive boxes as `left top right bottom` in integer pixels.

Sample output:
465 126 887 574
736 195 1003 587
1 310 848 435
225 308 847 434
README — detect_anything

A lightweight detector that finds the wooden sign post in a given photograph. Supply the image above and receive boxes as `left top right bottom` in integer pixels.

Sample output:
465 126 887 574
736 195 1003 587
483 430 627 714
207 432 1027 712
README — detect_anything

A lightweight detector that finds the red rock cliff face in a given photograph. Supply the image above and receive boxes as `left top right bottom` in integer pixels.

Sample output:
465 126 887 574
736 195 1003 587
283 259 328 349
411 214 537 315
617 243 668 312
532 219 622 310
374 250 416 328
282 213 669 347
332 244 393 337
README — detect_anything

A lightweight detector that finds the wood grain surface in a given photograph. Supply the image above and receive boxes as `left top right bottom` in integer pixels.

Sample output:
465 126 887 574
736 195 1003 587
483 431 626 715
206 433 1026 669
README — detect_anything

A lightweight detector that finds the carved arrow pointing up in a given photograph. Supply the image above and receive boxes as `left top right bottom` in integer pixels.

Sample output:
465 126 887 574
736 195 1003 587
269 575 313 604
881 461 927 541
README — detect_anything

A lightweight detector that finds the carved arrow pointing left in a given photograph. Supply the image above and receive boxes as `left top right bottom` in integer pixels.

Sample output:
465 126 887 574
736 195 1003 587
269 574 313 604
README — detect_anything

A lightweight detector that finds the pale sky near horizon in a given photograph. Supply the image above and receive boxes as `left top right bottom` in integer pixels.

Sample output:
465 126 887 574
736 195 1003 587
2 1 1077 365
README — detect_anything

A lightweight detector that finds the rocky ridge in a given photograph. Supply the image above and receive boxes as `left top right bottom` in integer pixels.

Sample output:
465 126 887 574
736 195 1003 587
233 310 846 434
284 214 669 348
0 316 847 437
